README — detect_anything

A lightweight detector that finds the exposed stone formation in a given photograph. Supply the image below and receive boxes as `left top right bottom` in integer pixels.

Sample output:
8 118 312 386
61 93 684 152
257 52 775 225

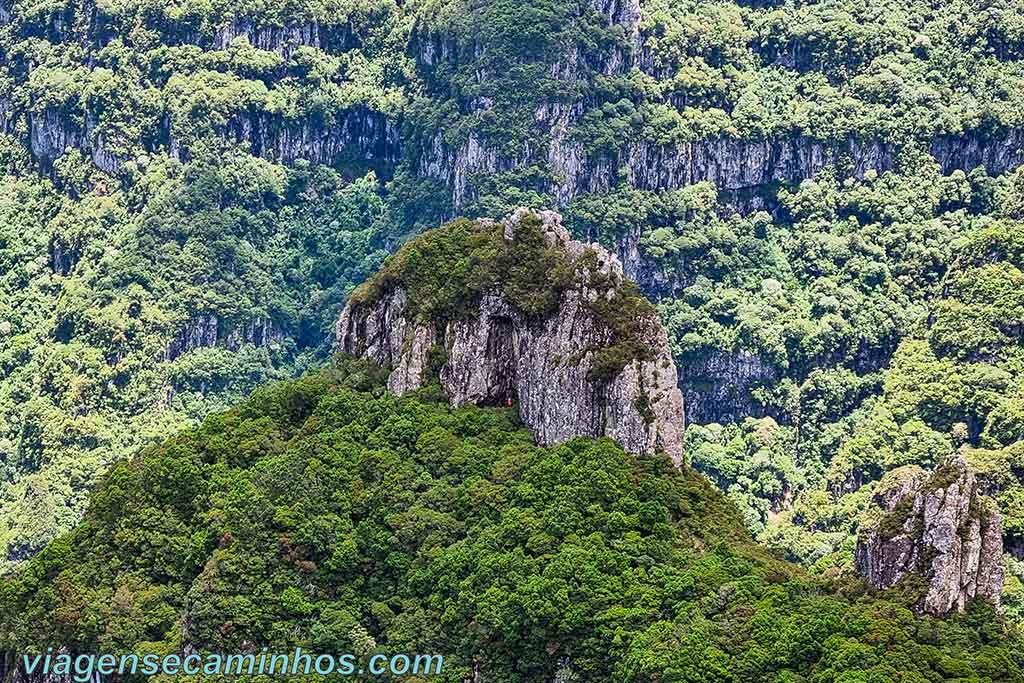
335 208 685 463
855 455 1005 616
163 314 285 361
9 2 1024 212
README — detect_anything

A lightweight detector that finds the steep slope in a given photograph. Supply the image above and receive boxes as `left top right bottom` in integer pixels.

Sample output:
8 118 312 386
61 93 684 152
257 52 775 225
336 208 685 461
0 159 388 570
746 219 1024 598
2 357 1023 683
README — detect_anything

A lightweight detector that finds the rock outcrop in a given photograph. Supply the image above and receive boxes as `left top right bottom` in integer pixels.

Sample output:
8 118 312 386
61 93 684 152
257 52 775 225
164 314 285 361
855 455 1005 616
420 115 1024 216
335 208 685 463
25 105 399 176
679 350 780 425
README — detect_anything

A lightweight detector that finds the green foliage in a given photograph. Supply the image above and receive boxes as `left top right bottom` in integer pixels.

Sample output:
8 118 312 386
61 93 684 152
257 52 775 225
415 0 618 154
577 161 1024 584
3 358 1023 682
1 0 1024 648
555 122 1023 593
572 0 1024 149
686 418 805 536
0 158 388 568
352 215 574 322
350 213 657 380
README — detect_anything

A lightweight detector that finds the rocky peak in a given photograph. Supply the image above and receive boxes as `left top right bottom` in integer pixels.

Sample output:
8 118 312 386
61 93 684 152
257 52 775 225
335 208 685 463
855 455 1004 616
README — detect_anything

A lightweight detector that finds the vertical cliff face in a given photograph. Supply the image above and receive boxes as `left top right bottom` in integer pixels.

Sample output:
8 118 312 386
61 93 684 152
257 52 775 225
163 314 285 361
678 350 780 425
10 0 1024 212
8 0 1024 214
407 0 1024 217
421 118 1024 217
26 105 400 176
335 208 685 463
855 455 1005 616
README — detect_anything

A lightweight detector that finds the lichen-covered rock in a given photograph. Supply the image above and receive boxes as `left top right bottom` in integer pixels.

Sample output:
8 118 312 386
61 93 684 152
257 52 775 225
855 455 1005 616
335 208 685 463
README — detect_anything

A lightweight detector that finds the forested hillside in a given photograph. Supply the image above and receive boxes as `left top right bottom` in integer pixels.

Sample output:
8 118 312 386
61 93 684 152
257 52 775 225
0 0 1023 628
3 358 1021 683
0 159 387 566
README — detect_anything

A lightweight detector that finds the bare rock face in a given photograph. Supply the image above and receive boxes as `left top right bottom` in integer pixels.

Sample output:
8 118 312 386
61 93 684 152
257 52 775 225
163 314 285 361
855 455 1005 616
336 208 685 463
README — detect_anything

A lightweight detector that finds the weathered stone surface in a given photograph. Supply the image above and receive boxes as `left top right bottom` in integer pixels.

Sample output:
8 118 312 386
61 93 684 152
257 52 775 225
336 209 685 463
425 125 1024 216
216 108 400 168
164 313 285 361
29 109 123 175
27 103 400 176
679 349 779 425
855 455 1005 616
14 1 1024 215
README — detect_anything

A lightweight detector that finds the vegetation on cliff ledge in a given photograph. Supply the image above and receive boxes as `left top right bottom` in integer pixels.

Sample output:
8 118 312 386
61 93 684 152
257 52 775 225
349 215 575 321
349 213 658 381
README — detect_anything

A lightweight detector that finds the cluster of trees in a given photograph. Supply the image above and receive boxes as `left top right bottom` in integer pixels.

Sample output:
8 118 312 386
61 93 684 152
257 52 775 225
0 154 387 569
9 0 1024 229
0 0 546 571
567 149 968 398
563 142 1024 614
5 0 412 161
577 0 1024 148
2 358 1022 683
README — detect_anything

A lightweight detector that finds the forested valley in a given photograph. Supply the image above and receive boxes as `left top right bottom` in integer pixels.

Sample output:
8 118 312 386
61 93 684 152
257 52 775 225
0 0 1023 678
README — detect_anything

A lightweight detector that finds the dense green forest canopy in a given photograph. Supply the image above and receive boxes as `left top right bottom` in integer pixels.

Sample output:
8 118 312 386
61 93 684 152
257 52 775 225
0 0 1023 644
0 157 388 567
2 358 1021 683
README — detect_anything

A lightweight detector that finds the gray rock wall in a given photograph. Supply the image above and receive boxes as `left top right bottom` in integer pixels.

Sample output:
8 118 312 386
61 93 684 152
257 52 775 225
855 455 1005 616
679 350 780 425
425 126 1024 213
12 0 1024 212
335 209 686 463
164 314 285 361
26 104 399 174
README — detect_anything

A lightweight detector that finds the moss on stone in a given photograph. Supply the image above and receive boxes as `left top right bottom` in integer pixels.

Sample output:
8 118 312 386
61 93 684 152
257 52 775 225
351 212 659 382
877 495 917 540
425 343 448 382
576 248 658 382
921 460 964 495
633 368 655 425
349 215 574 322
